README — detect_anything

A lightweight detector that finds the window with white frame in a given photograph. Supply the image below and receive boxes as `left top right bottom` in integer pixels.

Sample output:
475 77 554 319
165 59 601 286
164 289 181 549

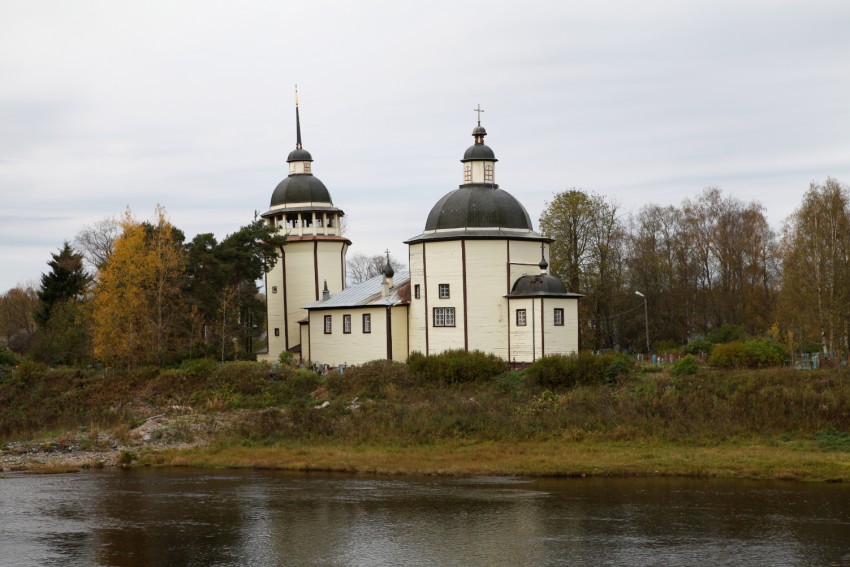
516 309 527 326
484 164 493 182
324 315 332 334
554 308 564 326
362 313 371 333
343 314 351 334
439 283 450 299
433 307 456 327
464 164 472 183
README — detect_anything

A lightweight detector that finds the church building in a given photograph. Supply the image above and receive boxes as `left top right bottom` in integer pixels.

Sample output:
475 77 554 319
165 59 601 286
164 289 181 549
258 102 580 366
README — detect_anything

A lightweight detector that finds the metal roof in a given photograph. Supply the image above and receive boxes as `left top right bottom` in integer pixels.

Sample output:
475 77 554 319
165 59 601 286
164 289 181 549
305 269 411 310
420 185 534 232
270 174 332 207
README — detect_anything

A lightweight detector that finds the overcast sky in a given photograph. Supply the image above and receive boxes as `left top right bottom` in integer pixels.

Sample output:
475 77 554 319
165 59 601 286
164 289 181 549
2 0 849 292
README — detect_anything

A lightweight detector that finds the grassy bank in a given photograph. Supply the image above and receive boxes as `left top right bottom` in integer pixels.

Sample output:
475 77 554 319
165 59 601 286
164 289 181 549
2 357 850 480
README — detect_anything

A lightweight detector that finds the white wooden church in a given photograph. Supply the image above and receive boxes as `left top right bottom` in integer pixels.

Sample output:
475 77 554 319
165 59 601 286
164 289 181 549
257 102 580 367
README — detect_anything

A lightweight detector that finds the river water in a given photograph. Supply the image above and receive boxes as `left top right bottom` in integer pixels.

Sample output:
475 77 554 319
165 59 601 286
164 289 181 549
1 469 848 566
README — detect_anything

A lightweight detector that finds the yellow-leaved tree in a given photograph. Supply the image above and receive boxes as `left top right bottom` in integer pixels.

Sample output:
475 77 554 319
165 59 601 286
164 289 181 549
91 206 187 368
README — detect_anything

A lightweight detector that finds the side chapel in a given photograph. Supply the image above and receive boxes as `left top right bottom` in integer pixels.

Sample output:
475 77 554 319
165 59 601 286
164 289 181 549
258 100 580 366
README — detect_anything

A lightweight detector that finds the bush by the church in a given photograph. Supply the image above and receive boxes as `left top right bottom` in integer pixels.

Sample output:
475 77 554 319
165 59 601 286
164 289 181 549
327 359 411 398
407 349 508 384
708 339 787 369
525 352 633 389
0 347 19 367
671 354 700 376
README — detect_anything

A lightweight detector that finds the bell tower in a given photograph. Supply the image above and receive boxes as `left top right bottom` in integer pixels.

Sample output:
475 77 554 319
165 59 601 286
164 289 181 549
259 90 350 361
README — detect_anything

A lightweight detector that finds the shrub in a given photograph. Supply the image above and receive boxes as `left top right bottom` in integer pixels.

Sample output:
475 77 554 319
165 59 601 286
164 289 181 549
327 359 411 398
708 342 748 368
743 339 787 368
179 358 217 377
407 350 507 384
709 339 787 369
671 355 700 376
682 338 713 356
525 352 633 389
0 347 20 366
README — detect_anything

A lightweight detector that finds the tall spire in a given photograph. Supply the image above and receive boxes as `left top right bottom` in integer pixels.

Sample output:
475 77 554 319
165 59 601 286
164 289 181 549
295 84 302 150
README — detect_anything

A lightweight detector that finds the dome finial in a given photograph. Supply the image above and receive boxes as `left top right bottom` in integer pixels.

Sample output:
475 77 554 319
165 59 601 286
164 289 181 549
295 85 302 150
472 104 487 144
474 103 484 127
539 242 549 273
383 248 395 278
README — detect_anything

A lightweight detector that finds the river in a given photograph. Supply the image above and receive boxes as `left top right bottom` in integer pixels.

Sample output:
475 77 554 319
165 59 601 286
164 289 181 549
1 469 848 566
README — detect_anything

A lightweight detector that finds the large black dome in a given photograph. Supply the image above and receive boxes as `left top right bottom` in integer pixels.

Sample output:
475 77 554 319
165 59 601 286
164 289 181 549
424 184 533 231
509 273 569 296
270 174 331 206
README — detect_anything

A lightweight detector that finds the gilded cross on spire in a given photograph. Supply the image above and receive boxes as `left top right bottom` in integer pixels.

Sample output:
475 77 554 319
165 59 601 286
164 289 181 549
474 104 484 125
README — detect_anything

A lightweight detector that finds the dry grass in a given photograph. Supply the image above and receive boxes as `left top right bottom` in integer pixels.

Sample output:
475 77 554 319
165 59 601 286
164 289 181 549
154 438 850 482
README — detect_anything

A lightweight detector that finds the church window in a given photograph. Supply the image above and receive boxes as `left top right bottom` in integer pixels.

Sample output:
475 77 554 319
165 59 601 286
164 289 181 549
274 328 280 337
324 315 332 334
464 164 472 183
363 313 372 333
343 314 352 334
433 307 456 327
414 284 420 299
516 309 527 326
304 162 311 173
484 164 493 182
439 284 450 299
272 286 278 294
554 308 564 326
327 217 334 228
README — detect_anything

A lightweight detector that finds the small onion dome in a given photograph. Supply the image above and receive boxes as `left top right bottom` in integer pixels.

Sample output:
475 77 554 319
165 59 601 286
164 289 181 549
383 259 395 278
539 257 549 271
462 143 497 162
424 185 533 231
270 175 331 206
287 148 313 162
507 273 582 298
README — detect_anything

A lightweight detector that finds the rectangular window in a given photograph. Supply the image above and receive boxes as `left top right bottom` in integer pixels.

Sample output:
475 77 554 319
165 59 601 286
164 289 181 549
363 313 371 333
464 165 472 183
274 328 280 337
433 307 456 327
439 283 450 299
324 315 332 334
343 314 351 334
272 286 278 294
516 309 527 326
304 162 311 173
484 164 494 182
414 284 421 299
554 308 564 326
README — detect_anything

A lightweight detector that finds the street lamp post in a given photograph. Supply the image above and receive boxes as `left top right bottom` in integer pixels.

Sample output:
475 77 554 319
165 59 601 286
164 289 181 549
635 291 649 353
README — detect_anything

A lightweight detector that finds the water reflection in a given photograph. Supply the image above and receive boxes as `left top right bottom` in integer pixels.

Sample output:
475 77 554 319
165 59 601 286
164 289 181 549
1 469 849 566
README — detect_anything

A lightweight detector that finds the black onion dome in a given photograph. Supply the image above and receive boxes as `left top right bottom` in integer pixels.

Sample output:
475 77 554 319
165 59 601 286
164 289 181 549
462 143 497 162
286 148 313 162
383 261 394 278
270 175 331 206
509 273 579 297
424 185 533 231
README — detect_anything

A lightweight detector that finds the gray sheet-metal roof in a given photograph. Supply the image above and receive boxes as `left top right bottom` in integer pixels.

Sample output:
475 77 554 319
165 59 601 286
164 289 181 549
305 269 410 310
405 228 551 244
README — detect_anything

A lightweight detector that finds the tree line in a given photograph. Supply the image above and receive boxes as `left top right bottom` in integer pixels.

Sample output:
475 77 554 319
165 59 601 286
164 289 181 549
2 177 848 366
540 177 848 356
1 206 285 368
